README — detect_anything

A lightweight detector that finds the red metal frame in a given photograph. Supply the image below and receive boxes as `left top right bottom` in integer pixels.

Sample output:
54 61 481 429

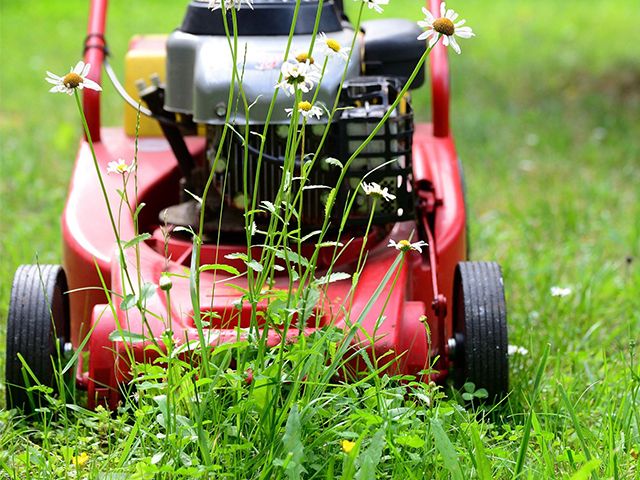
65 0 465 409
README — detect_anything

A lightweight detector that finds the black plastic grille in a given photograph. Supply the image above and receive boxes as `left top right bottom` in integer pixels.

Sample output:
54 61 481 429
209 76 415 228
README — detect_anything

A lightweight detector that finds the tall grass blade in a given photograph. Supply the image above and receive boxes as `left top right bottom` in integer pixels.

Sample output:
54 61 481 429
514 343 550 477
469 423 492 480
430 418 464 480
558 383 598 479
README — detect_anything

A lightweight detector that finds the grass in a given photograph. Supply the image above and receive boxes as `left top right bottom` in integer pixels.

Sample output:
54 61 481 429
1 0 639 478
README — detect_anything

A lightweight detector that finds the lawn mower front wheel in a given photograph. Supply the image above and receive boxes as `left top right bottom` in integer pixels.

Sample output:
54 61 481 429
5 264 71 413
450 261 509 401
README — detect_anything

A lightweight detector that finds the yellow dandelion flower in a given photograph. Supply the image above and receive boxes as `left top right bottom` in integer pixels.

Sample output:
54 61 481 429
341 439 356 453
71 452 90 468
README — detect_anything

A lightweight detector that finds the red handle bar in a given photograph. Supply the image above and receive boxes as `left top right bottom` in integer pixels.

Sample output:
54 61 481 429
83 0 108 142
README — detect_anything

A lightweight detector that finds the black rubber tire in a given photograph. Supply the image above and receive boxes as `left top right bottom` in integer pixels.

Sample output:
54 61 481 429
5 264 70 412
452 261 509 401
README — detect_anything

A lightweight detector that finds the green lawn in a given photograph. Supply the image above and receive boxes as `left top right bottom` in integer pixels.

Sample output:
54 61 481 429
1 0 639 478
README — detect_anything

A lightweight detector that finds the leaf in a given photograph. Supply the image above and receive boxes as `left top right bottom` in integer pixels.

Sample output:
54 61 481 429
355 427 385 480
313 271 351 285
183 189 202 205
316 241 343 248
140 282 157 304
120 293 137 311
300 230 322 243
132 202 146 223
108 330 147 344
245 259 263 272
469 424 492 480
569 459 601 480
474 388 488 399
122 233 151 249
260 200 277 214
173 226 195 236
225 252 248 262
282 405 306 480
298 287 321 324
395 435 424 449
273 248 309 268
171 339 201 358
430 418 464 480
324 188 337 217
324 157 343 170
514 344 550 476
199 263 241 276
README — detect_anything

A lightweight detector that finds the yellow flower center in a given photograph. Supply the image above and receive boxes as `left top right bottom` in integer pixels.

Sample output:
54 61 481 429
296 52 315 64
433 17 455 36
398 240 411 247
63 72 83 89
326 38 341 53
298 101 313 112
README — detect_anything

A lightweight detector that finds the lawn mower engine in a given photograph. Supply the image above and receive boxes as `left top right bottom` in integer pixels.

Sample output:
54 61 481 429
152 0 425 235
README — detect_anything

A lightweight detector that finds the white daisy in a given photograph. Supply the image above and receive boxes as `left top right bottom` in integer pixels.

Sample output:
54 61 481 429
275 60 321 96
319 33 350 61
361 182 396 202
388 239 428 254
45 61 102 95
208 0 253 10
358 0 389 14
417 2 474 54
106 159 133 175
285 100 324 120
550 286 572 297
508 344 529 356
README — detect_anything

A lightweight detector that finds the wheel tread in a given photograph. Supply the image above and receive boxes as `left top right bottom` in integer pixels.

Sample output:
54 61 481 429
454 261 509 400
5 264 69 412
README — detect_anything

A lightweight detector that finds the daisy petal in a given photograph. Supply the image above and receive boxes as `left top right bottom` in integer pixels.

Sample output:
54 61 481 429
449 36 461 54
73 61 85 75
428 35 440 48
83 78 102 92
81 63 91 78
455 27 474 38
421 7 435 23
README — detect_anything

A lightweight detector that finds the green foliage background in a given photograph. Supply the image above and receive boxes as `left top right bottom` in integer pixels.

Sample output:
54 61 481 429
0 0 639 477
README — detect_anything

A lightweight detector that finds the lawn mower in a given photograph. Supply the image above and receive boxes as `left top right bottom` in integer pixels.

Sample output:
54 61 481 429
5 0 509 411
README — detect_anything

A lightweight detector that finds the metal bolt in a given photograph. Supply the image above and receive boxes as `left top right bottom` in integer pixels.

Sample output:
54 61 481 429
150 73 162 87
135 79 147 94
447 337 457 357
215 102 227 117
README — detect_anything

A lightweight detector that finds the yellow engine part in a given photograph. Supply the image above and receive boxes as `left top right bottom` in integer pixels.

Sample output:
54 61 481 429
124 35 167 137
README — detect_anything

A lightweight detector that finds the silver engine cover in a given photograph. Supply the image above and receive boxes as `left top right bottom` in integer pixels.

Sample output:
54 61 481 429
165 28 362 125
